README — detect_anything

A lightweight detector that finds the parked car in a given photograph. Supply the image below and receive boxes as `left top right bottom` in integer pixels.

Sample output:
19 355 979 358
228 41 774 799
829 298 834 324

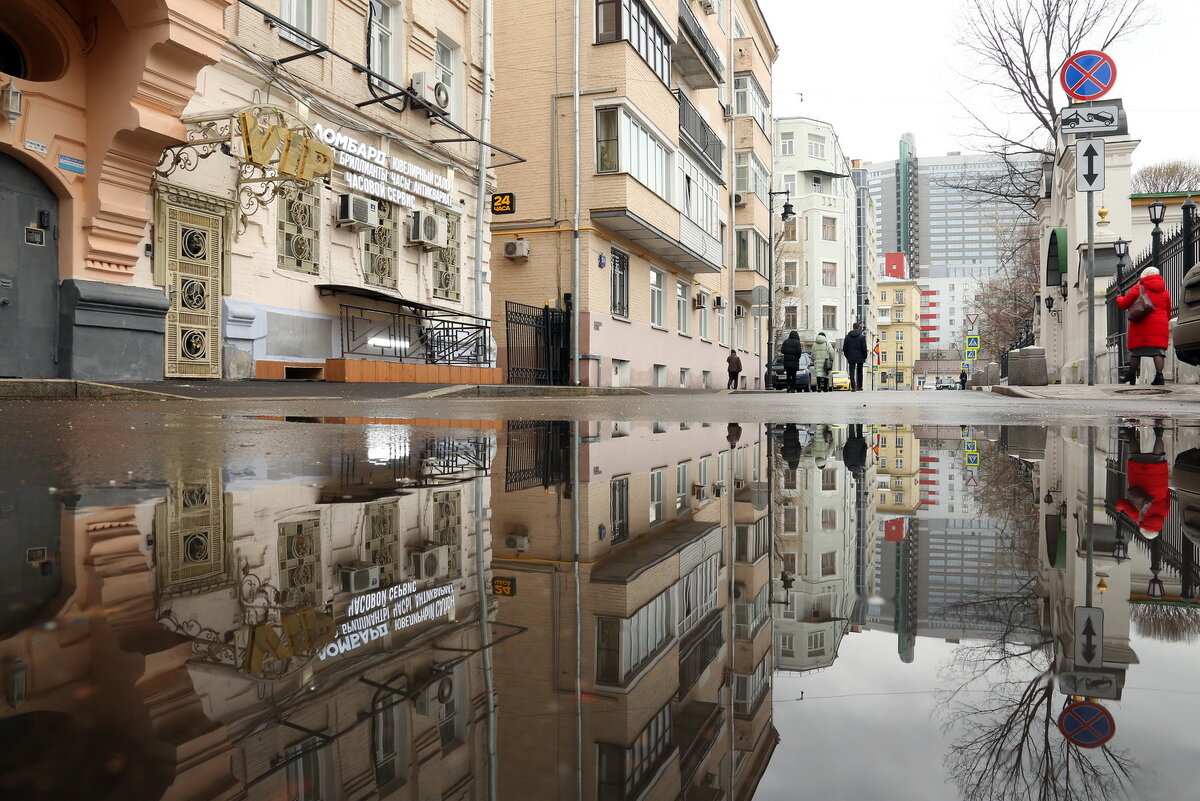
935 377 958 390
1174 268 1200 366
767 356 810 391
829 370 851 391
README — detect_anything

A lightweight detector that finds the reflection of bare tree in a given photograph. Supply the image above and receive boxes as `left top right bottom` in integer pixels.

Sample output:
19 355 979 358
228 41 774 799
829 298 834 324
935 439 1134 801
1130 604 1200 643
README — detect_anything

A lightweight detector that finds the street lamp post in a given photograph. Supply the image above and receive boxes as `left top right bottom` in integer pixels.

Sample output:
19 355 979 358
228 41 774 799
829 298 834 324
1149 199 1167 276
765 191 795 386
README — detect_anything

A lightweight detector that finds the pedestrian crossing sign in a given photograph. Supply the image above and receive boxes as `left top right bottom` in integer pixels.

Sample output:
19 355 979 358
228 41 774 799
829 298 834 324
966 348 979 361
962 362 971 371
966 335 980 349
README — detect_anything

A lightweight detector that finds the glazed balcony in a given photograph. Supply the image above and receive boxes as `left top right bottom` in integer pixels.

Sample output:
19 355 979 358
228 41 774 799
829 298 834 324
675 0 725 88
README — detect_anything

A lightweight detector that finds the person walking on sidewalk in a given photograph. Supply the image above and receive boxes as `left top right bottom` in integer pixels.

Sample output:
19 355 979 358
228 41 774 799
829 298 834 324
726 349 742 390
843 323 868 391
780 331 804 393
811 332 835 392
1115 422 1169 538
959 368 968 390
1116 266 1172 385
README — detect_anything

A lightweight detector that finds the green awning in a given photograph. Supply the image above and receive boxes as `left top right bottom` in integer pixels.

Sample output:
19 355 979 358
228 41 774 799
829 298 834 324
1046 228 1068 286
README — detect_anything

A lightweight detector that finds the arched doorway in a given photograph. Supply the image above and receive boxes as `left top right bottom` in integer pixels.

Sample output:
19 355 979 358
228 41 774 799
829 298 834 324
0 152 58 377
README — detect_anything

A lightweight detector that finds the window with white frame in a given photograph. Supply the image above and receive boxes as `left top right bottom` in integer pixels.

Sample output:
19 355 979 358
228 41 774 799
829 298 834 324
676 281 690 334
650 271 665 326
822 216 837 241
895 330 904 341
733 73 769 131
807 133 826 158
783 307 797 329
596 703 673 801
782 261 798 287
676 463 689 512
812 175 823 193
649 469 665 524
734 655 769 715
782 216 798 242
807 630 826 656
698 294 710 339
822 305 837 329
782 173 796 197
735 518 769 563
735 228 770 273
717 303 727 345
279 0 324 45
595 587 673 685
680 153 719 237
594 0 671 85
373 695 409 791
678 553 719 633
610 248 629 317
779 131 794 155
893 308 903 322
595 106 672 200
434 34 461 121
781 633 795 657
821 261 837 287
368 1 402 87
735 151 770 204
284 736 335 801
821 509 837 530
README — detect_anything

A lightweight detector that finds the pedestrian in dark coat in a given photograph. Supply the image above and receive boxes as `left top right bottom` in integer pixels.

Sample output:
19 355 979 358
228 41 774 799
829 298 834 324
780 331 804 393
842 424 867 479
959 369 968 390
780 424 802 469
726 350 742 389
843 323 868 391
1116 266 1172 385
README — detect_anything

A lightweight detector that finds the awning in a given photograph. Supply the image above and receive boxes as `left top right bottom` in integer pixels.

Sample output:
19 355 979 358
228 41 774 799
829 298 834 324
807 167 850 179
316 283 490 321
591 209 721 274
1046 227 1068 286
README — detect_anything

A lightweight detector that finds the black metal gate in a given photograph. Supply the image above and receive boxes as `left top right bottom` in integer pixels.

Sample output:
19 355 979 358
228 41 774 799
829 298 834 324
505 300 570 385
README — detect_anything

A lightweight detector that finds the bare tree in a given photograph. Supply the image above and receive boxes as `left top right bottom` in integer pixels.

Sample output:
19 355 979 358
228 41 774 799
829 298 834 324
973 219 1042 357
1130 159 1200 194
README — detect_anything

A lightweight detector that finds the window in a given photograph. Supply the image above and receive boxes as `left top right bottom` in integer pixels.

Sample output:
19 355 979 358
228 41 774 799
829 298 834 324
435 34 461 120
678 554 719 633
782 216 797 242
781 633 795 657
896 349 905 363
277 186 320 274
735 228 770 273
822 305 837 330
821 261 837 287
373 696 409 791
820 551 836 575
680 153 719 237
650 271 665 326
893 308 904 322
595 106 672 199
812 175 823 193
735 151 770 204
782 261 798 286
649 469 665 524
783 307 797 329
279 0 324 45
822 216 837 241
782 173 796 197
895 330 905 342
596 588 673 685
880 331 888 341
364 200 399 288
717 303 727 345
610 249 629 317
284 736 334 801
432 210 461 301
597 703 673 801
735 518 769 563
610 476 629 545
698 294 710 339
368 1 401 86
807 630 826 656
880 352 888 362
734 584 769 639
895 457 904 469
676 463 689 512
734 655 769 715
676 281 690 334
595 0 671 84
807 133 826 158
733 73 769 131
821 469 837 491
780 131 794 156
880 291 888 302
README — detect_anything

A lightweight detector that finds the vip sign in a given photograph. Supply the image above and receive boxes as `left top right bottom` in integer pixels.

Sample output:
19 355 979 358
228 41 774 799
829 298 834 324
238 112 334 183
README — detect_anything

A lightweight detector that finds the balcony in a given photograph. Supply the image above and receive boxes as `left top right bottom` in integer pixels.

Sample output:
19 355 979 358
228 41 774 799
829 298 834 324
674 0 724 88
675 90 724 177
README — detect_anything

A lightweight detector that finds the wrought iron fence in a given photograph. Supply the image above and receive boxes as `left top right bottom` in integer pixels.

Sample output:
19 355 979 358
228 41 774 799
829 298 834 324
504 420 570 492
504 300 570 385
339 302 490 365
1000 323 1035 379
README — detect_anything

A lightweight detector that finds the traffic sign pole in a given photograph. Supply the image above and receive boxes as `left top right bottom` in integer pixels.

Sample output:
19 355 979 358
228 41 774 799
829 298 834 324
1086 152 1096 386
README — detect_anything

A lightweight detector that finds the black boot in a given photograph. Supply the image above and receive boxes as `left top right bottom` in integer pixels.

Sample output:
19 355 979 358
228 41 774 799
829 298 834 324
1152 372 1165 386
1127 369 1139 385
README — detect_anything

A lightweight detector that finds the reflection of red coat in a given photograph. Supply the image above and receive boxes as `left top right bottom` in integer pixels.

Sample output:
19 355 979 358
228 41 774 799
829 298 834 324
1115 274 1172 349
1115 458 1170 534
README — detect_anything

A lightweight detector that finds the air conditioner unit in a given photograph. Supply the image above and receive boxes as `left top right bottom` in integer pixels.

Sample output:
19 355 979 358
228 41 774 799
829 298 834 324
409 210 449 249
411 71 451 113
410 544 451 580
692 483 709 501
712 482 726 498
503 239 531 260
733 582 745 600
414 674 455 716
339 562 381 593
734 192 748 206
734 306 746 318
335 193 379 229
693 295 708 310
722 103 734 118
504 534 530 551
712 295 725 309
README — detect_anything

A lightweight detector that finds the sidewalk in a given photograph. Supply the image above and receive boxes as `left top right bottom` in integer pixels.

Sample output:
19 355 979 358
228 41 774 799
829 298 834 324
980 382 1199 400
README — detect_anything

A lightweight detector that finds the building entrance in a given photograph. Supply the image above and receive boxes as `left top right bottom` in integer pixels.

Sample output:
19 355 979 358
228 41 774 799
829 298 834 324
0 152 58 377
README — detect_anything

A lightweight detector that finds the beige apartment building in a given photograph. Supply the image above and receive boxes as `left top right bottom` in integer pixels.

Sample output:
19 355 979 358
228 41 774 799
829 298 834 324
875 278 922 389
489 1 778 388
489 421 778 799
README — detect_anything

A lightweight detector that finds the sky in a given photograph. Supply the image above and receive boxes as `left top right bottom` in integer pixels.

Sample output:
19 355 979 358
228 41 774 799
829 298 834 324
757 0 1200 170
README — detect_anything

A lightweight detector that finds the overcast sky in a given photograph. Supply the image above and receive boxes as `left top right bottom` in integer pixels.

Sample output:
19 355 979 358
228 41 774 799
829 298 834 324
758 0 1200 170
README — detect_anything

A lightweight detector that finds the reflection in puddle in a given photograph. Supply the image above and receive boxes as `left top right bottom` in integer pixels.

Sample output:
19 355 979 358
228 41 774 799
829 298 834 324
0 419 1196 800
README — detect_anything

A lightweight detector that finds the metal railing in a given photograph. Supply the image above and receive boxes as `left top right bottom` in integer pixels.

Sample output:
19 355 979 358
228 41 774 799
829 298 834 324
1000 323 1035 379
677 0 725 82
675 89 723 176
339 303 489 365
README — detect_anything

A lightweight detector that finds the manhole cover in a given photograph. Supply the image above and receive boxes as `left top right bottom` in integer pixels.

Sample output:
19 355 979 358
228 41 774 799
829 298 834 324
1113 388 1173 395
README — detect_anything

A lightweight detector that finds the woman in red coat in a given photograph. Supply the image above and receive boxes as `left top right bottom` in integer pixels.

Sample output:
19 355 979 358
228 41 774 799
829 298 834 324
1115 423 1169 538
1115 266 1172 385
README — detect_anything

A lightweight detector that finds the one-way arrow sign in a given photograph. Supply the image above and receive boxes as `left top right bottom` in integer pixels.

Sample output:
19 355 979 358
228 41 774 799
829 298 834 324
1076 139 1106 192
1074 606 1104 668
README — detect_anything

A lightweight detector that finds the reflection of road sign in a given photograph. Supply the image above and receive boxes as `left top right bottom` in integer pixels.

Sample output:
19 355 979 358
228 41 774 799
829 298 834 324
960 426 971 439
1059 103 1119 134
1076 139 1105 192
1061 50 1117 101
491 576 517 596
750 286 769 305
965 349 979 361
1058 701 1116 748
1074 606 1104 668
965 313 978 326
1058 670 1121 701
871 363 878 372
965 474 978 487
961 362 971 371
491 193 516 215
965 453 980 467
965 335 980 349
751 306 769 317
964 439 978 453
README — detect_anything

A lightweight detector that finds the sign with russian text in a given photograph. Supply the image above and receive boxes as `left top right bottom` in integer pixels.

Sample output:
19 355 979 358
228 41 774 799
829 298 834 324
491 576 517 596
312 123 454 209
318 580 456 662
491 193 516 215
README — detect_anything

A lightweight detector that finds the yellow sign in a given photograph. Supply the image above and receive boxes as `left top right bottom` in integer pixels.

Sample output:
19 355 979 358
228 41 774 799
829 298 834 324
238 112 334 183
491 576 517 596
966 335 981 349
491 192 516 215
965 439 978 453
965 348 979 361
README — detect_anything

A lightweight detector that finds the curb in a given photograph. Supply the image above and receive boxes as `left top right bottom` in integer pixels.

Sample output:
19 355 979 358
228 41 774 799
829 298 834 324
420 384 650 399
0 379 189 401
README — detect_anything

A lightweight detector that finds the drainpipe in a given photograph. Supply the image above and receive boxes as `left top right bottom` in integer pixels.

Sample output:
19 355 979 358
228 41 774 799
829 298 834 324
572 421 583 798
473 470 497 801
726 11 737 793
571 0 581 385
472 0 494 332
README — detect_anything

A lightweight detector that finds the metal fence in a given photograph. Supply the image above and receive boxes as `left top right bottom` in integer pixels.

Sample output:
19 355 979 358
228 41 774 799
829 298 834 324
504 300 570 385
339 302 490 365
1000 323 1035 379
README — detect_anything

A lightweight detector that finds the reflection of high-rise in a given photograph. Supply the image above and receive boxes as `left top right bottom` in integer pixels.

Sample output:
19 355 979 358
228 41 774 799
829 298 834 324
490 421 778 800
0 423 497 800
